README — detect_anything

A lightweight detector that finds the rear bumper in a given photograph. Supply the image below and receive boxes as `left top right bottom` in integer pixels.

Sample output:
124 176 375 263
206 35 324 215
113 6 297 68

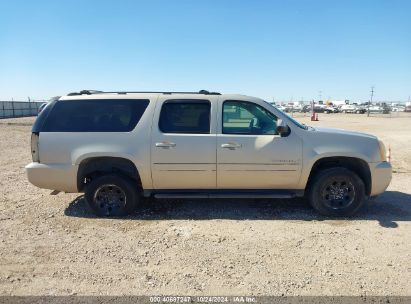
25 162 78 193
370 161 392 196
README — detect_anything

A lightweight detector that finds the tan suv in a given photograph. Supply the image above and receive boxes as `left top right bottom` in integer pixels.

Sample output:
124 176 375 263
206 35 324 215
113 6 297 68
26 90 392 217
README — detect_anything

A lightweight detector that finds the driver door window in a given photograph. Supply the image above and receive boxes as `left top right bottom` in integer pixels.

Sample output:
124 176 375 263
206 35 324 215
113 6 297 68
222 101 278 135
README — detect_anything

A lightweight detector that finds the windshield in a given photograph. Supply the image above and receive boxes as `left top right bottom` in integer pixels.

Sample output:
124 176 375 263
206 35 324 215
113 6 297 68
264 101 308 130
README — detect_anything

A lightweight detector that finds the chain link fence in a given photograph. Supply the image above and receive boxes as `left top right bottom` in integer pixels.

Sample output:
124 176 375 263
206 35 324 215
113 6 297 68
0 101 45 119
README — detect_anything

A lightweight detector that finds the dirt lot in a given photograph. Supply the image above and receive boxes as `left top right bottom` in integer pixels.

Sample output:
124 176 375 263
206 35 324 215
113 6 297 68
0 113 410 296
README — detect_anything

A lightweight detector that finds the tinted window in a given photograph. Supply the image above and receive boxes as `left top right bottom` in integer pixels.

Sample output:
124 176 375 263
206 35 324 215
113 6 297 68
42 99 149 132
223 100 278 135
32 100 57 132
159 100 211 134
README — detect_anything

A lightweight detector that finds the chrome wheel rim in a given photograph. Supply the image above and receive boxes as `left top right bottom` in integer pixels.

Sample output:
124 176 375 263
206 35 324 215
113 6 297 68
321 178 355 210
93 184 126 216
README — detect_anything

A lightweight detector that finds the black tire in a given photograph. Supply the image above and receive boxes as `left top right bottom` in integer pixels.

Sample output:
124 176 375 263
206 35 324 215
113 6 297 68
308 167 366 217
85 174 139 217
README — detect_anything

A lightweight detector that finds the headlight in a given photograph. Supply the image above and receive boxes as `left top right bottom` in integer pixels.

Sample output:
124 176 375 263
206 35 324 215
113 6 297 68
378 140 387 161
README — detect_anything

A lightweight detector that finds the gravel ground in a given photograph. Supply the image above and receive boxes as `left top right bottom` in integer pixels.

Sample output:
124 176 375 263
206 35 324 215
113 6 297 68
0 114 410 296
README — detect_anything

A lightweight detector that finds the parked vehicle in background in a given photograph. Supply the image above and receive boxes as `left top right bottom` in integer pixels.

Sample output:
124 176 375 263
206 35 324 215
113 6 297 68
363 105 390 114
368 106 384 114
381 105 391 114
340 104 357 113
301 105 311 113
26 90 392 218
283 105 294 113
273 104 287 112
292 104 305 113
354 106 366 114
313 104 327 113
338 105 365 114
324 106 339 114
390 106 405 112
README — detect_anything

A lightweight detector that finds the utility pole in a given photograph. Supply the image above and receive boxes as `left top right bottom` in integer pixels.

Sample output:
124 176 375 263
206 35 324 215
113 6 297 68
318 90 322 102
367 86 374 117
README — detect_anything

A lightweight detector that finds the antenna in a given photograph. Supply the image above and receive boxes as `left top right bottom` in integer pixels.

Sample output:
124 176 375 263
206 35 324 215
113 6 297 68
367 86 374 117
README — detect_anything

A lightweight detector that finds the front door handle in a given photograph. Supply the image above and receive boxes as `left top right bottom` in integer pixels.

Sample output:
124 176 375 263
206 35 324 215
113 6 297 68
221 142 242 150
155 141 176 148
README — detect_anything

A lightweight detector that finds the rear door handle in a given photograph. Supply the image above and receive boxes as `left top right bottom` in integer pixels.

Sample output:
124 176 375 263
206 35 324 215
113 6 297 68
155 142 176 148
221 142 242 150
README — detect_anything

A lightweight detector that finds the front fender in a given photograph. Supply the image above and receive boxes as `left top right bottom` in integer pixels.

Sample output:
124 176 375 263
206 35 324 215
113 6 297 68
297 151 371 190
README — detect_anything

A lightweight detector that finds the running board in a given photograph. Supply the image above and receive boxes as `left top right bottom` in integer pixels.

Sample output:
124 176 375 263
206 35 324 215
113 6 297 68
153 190 301 199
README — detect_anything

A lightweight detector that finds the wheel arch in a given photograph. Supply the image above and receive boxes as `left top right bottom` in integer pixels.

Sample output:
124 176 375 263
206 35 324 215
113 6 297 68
77 157 141 192
306 156 371 196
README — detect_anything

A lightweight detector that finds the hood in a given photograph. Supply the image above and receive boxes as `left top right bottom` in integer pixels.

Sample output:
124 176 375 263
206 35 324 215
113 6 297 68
314 127 377 140
302 126 381 162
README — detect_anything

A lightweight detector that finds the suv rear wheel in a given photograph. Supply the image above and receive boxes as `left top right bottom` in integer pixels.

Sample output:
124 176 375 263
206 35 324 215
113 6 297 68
85 174 139 217
308 167 366 216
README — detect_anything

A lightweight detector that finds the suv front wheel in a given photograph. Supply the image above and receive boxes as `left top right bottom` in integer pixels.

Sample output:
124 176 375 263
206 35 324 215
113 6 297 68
85 174 139 217
308 167 366 216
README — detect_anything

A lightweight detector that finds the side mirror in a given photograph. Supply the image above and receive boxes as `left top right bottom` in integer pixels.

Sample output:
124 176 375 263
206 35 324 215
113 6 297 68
276 119 290 137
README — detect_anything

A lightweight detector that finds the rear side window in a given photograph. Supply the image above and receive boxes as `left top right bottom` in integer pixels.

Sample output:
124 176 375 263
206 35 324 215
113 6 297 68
42 99 149 132
159 99 211 134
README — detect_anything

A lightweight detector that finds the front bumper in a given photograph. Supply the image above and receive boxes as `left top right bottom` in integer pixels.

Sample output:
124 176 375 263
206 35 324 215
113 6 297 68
370 161 392 196
25 162 78 193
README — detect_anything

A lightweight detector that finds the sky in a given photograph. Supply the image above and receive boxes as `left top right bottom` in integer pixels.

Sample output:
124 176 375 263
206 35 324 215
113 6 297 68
0 0 410 102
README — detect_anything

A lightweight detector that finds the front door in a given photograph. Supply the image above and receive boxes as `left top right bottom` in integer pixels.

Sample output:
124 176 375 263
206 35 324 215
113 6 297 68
151 97 217 189
217 99 302 189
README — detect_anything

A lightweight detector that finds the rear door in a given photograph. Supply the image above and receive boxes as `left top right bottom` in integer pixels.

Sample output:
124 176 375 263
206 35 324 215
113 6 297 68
151 96 217 189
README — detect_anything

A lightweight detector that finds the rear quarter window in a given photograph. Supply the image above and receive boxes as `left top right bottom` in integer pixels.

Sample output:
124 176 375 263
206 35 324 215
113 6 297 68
42 99 149 132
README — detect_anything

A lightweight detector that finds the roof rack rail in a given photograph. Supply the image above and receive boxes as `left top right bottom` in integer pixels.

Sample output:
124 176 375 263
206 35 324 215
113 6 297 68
198 90 221 95
67 90 103 96
103 90 221 95
67 90 221 96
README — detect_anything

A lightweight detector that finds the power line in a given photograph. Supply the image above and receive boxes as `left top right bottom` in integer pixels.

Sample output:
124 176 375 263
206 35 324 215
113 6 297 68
367 86 374 117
